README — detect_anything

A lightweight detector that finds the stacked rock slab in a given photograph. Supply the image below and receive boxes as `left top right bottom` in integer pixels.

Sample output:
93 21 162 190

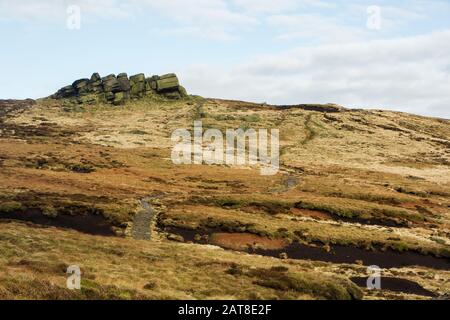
53 72 188 105
130 74 146 99
146 73 182 99
89 73 103 93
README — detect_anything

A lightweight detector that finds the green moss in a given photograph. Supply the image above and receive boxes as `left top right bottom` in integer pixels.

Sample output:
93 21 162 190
77 94 98 105
0 201 24 214
294 201 359 219
213 114 236 121
195 197 292 214
328 191 404 205
389 241 410 252
113 92 126 106
376 208 425 224
42 206 58 218
242 114 261 122
437 247 450 258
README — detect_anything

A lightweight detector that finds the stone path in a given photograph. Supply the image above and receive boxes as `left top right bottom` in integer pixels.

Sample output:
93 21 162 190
131 198 154 240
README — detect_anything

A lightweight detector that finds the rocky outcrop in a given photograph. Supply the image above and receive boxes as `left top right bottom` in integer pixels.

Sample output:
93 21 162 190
53 72 188 105
278 103 347 113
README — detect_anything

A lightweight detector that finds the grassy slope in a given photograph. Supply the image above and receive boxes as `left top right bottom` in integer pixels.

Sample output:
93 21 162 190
0 96 449 300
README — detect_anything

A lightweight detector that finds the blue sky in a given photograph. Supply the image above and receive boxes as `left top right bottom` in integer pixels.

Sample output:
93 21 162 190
1 0 450 118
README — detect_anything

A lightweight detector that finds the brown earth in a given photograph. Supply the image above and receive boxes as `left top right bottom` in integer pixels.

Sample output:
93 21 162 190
210 233 289 251
0 96 449 300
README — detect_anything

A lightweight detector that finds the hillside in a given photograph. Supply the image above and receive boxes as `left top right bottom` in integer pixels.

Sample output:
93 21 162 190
0 75 449 300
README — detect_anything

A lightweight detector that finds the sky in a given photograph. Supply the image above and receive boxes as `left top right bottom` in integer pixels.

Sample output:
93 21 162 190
0 0 449 118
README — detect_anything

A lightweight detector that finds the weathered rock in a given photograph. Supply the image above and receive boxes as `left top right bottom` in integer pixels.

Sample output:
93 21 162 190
130 73 145 83
88 73 103 93
89 84 103 93
145 77 155 92
102 74 121 93
156 73 179 92
105 91 115 102
130 73 146 98
72 78 89 88
77 94 97 105
72 79 90 95
147 75 159 91
160 73 176 80
55 85 76 98
117 73 131 92
178 85 188 98
163 91 182 100
90 73 101 82
53 72 188 104
113 92 125 106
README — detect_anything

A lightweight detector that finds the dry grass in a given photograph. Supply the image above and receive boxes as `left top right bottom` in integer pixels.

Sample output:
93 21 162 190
0 96 449 300
0 221 365 300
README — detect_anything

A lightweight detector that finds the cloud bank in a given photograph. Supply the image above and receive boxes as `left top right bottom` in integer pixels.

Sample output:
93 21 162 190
182 30 450 118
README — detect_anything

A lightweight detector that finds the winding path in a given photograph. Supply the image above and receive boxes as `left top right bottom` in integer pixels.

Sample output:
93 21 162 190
131 198 154 240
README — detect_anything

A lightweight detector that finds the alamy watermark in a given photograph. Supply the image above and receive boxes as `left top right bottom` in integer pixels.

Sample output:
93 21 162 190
366 265 382 290
171 121 279 176
67 5 81 30
66 265 81 290
367 5 382 30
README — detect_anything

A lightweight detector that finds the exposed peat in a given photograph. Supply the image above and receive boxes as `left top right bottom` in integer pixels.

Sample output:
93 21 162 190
0 208 115 236
165 227 450 270
350 276 438 297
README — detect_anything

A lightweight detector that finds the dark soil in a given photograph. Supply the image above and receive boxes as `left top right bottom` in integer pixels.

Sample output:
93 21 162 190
350 276 437 297
165 227 450 270
0 208 114 236
254 242 450 270
277 104 346 113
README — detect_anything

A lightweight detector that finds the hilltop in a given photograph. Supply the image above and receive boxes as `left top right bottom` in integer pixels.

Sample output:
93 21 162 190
52 72 188 105
0 76 449 300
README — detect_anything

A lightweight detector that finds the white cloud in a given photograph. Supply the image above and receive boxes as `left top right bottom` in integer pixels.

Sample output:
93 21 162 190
0 0 260 41
138 0 259 40
152 26 238 42
182 30 450 118
0 0 134 22
232 0 299 14
267 14 368 43
1 0 445 42
140 0 257 27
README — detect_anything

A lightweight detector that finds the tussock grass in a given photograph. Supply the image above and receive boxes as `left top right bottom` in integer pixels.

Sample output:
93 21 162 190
250 268 363 300
0 221 369 300
1 97 449 300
